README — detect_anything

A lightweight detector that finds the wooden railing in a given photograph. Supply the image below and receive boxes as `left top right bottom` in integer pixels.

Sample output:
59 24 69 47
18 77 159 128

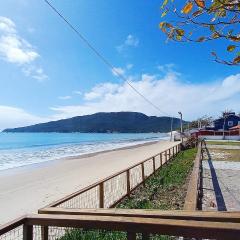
40 143 181 210
1 209 240 240
184 140 205 210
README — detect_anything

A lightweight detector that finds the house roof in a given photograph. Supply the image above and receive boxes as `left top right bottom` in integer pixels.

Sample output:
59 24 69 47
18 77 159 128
230 125 240 130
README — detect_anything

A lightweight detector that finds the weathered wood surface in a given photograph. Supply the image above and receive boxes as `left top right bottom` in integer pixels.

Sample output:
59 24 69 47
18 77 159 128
25 213 240 240
38 208 240 222
184 141 203 210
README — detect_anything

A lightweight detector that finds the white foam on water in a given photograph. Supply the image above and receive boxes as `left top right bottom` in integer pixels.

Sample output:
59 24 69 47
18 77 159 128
0 139 161 171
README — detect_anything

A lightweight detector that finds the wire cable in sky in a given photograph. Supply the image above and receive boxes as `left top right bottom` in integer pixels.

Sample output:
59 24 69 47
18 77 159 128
43 0 174 118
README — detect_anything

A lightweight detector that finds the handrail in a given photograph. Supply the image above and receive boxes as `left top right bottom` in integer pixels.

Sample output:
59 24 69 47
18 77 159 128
1 211 240 240
41 143 181 209
39 208 240 223
184 140 205 210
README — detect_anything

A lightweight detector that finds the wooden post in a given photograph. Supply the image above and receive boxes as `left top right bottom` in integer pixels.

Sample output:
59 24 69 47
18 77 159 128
165 150 167 163
127 232 136 240
160 153 163 166
142 233 150 240
127 169 131 196
153 157 156 173
141 163 145 186
41 226 48 240
99 182 104 208
23 225 33 240
168 149 171 159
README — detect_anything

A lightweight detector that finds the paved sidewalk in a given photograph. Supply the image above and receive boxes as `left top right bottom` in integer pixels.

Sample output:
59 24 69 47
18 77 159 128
201 146 240 211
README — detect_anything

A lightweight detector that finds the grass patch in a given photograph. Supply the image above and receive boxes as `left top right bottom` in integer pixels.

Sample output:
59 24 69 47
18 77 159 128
117 148 197 210
206 141 240 146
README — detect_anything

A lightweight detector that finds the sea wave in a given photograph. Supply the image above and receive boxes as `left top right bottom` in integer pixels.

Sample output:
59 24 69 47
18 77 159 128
0 133 168 171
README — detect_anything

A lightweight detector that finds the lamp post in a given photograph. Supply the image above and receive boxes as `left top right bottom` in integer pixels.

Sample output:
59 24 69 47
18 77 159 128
178 111 183 142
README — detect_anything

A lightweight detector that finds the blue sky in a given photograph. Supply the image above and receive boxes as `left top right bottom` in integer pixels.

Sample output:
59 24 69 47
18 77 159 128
0 0 239 130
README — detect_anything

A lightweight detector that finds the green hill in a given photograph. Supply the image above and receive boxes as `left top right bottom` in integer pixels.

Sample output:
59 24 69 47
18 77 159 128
3 112 183 133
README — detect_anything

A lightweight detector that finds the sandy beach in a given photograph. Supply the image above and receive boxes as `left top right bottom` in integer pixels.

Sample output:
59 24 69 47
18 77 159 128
0 140 178 225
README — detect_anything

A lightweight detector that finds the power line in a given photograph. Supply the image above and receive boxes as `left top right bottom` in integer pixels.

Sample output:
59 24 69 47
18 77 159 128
43 0 174 118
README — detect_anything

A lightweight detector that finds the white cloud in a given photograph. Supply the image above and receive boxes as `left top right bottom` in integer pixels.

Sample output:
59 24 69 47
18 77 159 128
84 83 119 101
58 96 72 100
0 106 49 131
126 64 133 70
125 34 139 47
73 90 82 95
0 16 47 80
117 34 139 52
50 72 240 120
1 71 240 130
112 67 125 76
22 66 48 82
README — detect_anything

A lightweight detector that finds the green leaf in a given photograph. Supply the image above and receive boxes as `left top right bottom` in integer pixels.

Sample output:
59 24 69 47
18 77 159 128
209 25 215 32
161 10 168 17
227 45 236 52
161 0 169 9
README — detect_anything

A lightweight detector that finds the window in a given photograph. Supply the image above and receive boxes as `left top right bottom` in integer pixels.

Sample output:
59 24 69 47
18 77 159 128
228 121 233 127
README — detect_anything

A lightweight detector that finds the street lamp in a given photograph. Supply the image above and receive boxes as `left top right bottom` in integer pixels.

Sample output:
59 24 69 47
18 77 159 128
178 111 183 142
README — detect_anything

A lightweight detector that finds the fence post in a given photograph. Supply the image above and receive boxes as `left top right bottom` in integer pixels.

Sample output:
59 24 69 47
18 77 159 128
169 149 171 160
160 153 163 166
23 224 33 240
153 157 156 173
99 182 104 208
142 233 150 240
127 169 131 196
41 226 48 240
127 232 136 240
165 150 167 163
141 162 145 186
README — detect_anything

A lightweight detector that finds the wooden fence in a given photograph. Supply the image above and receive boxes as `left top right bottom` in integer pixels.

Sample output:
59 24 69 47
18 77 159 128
40 143 181 210
1 209 240 240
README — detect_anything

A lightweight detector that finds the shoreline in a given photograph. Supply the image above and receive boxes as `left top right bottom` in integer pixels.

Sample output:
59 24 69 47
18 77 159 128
0 139 162 174
0 140 178 225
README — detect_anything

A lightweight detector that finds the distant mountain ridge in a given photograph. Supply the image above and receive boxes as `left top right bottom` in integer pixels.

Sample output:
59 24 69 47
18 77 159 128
3 112 183 133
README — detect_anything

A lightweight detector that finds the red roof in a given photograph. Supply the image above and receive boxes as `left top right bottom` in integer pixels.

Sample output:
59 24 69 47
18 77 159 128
230 125 240 130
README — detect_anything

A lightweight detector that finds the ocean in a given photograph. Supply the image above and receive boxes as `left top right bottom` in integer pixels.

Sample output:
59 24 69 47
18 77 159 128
0 132 169 171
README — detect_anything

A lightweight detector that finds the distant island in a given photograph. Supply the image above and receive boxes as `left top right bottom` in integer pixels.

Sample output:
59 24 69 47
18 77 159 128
2 112 183 133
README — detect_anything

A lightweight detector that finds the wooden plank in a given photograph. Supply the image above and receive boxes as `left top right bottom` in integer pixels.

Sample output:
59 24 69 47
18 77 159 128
184 142 202 210
38 208 240 223
0 216 26 235
26 214 240 240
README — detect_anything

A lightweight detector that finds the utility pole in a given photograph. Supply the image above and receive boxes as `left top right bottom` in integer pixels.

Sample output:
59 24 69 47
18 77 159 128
178 111 183 142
